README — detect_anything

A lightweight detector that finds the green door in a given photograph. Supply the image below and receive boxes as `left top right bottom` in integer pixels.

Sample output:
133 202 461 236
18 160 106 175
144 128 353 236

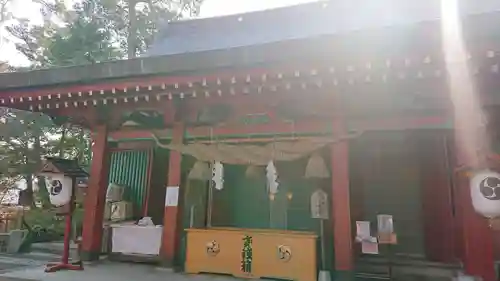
108 150 150 213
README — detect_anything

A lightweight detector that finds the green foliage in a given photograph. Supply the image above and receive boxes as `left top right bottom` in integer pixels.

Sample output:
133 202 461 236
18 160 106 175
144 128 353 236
0 109 52 172
23 206 85 241
6 0 120 67
0 108 91 206
0 108 60 206
7 0 204 66
0 0 204 207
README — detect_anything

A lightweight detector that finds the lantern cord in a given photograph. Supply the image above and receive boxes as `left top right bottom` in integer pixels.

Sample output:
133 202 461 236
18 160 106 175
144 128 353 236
442 134 458 223
269 135 277 228
206 127 214 228
320 219 326 270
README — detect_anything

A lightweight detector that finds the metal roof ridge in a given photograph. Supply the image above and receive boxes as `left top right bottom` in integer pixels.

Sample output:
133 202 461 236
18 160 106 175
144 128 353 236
169 0 327 25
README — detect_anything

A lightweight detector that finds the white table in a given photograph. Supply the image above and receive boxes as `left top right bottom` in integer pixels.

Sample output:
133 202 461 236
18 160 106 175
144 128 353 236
110 223 163 256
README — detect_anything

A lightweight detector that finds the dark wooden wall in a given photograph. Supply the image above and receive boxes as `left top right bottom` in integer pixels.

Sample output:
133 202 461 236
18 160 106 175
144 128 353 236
416 132 456 263
350 131 456 262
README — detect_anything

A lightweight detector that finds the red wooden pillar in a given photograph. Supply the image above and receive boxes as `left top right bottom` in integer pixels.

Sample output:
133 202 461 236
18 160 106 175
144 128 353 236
160 122 184 266
331 116 354 280
454 140 496 281
81 124 110 261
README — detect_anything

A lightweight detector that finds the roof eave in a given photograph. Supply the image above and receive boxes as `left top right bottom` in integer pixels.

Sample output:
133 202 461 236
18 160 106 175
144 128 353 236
0 10 498 93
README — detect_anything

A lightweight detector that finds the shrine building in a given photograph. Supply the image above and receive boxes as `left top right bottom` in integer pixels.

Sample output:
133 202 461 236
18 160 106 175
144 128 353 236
2 1 500 280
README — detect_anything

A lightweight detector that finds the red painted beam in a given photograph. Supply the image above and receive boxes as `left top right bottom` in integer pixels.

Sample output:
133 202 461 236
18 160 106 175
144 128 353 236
187 120 329 138
113 141 155 150
107 120 328 140
107 115 451 141
109 130 170 140
348 115 450 131
0 67 277 100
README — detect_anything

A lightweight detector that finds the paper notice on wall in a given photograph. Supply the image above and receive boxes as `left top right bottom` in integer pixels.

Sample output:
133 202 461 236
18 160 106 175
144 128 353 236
361 241 379 255
310 189 329 219
377 214 394 234
356 221 371 240
165 186 179 207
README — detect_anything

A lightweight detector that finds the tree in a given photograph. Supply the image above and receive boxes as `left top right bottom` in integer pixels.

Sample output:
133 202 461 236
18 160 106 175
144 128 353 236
0 0 13 68
0 0 204 207
0 108 54 206
0 107 93 207
0 0 13 40
7 0 204 67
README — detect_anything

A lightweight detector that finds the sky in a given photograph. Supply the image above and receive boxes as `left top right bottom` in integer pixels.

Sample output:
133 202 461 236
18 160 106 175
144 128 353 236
0 0 317 66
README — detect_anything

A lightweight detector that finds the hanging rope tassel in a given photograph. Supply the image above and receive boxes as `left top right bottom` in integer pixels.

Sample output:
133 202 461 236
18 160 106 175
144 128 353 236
245 165 264 179
188 161 211 180
304 152 330 179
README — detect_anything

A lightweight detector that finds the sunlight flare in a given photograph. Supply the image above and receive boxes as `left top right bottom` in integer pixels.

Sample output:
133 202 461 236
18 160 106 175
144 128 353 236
441 0 489 168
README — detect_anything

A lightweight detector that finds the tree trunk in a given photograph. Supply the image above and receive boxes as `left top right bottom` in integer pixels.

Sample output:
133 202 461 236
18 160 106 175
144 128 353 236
87 138 93 164
18 175 35 207
76 128 85 164
128 0 137 59
37 176 50 208
34 133 51 208
59 126 67 158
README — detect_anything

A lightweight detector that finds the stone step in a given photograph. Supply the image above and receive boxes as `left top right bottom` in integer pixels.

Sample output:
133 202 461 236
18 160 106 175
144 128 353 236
355 275 452 281
355 256 459 281
361 256 457 266
29 242 77 255
15 252 61 262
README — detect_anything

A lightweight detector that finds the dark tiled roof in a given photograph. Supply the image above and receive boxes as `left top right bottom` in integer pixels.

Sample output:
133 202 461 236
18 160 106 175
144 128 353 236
1 0 500 91
147 0 500 57
43 157 88 177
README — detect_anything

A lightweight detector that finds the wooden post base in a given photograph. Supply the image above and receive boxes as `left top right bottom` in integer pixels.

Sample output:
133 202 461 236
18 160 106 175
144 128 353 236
44 262 84 273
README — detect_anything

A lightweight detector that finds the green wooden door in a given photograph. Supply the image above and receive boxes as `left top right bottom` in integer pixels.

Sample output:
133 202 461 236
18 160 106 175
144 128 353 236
227 165 270 229
108 150 150 213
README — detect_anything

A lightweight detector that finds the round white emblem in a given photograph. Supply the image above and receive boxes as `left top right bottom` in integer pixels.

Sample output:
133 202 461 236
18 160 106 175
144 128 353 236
49 179 63 196
470 170 500 218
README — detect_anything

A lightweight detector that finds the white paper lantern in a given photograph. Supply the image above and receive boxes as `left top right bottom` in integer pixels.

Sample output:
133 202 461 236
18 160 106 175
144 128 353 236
44 174 73 207
470 169 500 218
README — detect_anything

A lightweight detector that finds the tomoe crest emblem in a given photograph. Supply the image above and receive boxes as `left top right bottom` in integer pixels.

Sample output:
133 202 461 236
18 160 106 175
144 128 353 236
479 176 500 200
49 179 63 196
470 170 500 218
